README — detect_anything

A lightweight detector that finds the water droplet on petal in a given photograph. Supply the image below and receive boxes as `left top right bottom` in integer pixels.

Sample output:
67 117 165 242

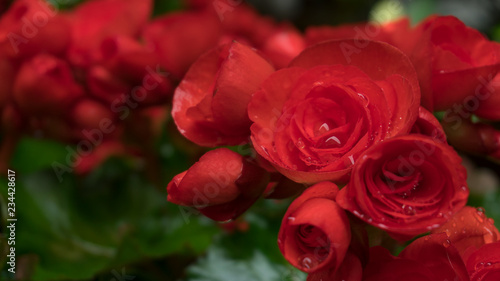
488 218 495 225
348 155 355 165
288 217 296 222
485 262 492 267
402 204 416 215
318 123 330 134
299 254 317 270
325 136 341 147
357 93 369 106
442 239 451 248
296 138 305 149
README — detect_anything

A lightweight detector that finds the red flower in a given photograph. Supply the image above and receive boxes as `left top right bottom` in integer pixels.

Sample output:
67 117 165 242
13 54 84 117
278 182 350 273
409 16 500 110
0 0 71 59
249 40 420 184
172 41 275 147
167 148 269 221
86 36 174 106
306 16 500 112
337 135 469 237
432 206 500 261
363 233 469 281
260 28 306 69
67 0 152 66
467 241 500 280
142 10 221 79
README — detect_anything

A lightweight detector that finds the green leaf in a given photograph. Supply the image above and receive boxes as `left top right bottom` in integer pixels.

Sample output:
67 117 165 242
185 199 306 281
10 138 68 174
186 246 305 281
0 158 218 281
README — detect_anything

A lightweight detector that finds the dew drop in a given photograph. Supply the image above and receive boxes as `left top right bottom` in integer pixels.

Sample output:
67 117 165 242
402 204 416 215
488 218 495 225
296 138 305 149
325 136 342 147
461 186 468 192
318 122 330 134
299 254 316 269
476 262 485 270
220 219 233 224
348 155 355 165
442 239 451 248
485 262 492 267
357 93 369 106
288 217 296 222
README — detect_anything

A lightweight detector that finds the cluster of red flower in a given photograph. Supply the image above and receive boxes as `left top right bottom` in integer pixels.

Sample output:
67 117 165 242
0 0 303 174
166 2 500 280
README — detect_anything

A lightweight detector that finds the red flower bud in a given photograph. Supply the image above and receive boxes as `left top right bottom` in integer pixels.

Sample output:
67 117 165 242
278 182 350 273
167 148 269 221
13 54 84 117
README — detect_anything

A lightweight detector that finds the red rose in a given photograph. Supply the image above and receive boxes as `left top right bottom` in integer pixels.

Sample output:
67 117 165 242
67 0 152 66
467 242 500 280
0 0 70 59
432 206 500 261
13 54 84 117
410 106 447 143
278 182 350 273
409 16 500 110
336 135 469 237
172 41 275 147
249 40 420 184
167 148 269 221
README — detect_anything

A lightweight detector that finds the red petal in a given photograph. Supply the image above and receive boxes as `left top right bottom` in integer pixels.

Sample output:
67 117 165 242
400 233 469 281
